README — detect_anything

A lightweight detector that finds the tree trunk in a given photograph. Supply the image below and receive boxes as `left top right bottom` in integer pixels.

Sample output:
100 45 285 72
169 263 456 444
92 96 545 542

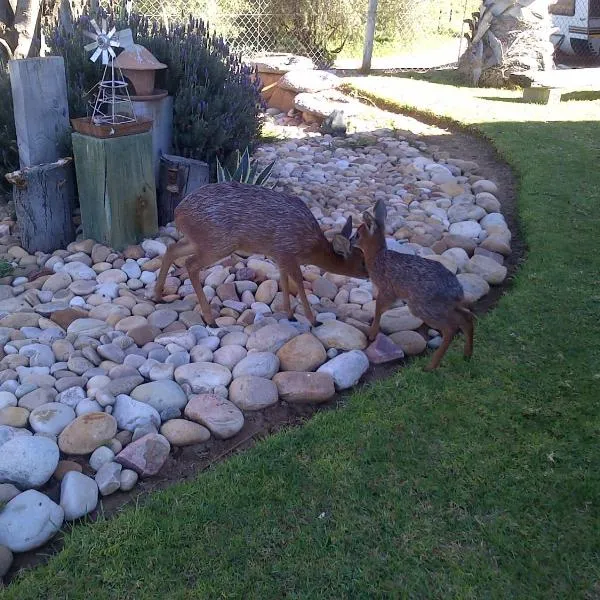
12 0 41 58
458 0 556 87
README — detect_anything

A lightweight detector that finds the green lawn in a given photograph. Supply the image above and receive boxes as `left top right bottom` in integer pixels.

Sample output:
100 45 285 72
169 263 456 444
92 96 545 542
3 77 600 599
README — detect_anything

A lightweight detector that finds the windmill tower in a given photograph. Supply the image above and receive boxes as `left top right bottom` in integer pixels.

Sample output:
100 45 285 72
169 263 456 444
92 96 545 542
83 18 137 126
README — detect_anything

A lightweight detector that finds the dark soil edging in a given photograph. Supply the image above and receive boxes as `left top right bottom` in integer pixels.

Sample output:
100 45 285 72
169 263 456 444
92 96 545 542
6 103 523 583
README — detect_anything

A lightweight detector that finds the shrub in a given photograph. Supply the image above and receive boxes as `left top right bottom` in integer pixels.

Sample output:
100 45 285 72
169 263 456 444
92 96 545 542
46 10 264 168
0 65 18 194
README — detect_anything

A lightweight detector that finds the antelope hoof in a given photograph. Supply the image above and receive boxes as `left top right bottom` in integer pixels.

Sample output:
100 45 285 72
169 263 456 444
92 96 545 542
367 329 378 342
423 362 437 372
153 293 163 303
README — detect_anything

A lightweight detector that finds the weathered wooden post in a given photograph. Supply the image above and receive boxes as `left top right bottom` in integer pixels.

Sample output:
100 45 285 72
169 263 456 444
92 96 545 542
72 131 158 250
361 0 379 74
157 154 209 226
7 57 75 253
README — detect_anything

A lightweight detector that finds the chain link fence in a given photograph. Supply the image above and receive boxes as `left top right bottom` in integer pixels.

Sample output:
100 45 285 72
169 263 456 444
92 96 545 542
125 0 479 68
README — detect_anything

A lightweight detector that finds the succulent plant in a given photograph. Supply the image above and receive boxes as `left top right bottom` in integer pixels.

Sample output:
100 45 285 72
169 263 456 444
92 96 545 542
216 147 276 187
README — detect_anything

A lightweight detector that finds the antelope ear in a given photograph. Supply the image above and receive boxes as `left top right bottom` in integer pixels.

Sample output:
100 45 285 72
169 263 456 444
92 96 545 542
374 199 387 227
362 211 376 233
332 234 352 257
340 215 353 238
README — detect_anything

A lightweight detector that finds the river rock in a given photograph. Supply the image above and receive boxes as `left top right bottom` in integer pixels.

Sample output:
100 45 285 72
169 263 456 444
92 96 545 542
60 471 99 521
112 395 161 432
184 394 244 439
0 435 59 488
246 323 299 353
232 352 279 379
276 333 327 371
160 419 211 446
115 433 170 477
465 255 507 285
313 321 367 350
213 345 247 370
317 350 370 390
130 380 188 413
379 306 423 334
58 413 118 455
0 490 64 552
29 402 75 435
228 376 279 411
364 334 405 364
174 362 232 393
272 372 335 403
95 461 122 496
389 330 427 355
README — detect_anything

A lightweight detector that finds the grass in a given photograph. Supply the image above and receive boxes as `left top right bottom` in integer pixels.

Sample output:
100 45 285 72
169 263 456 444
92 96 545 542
3 77 600 599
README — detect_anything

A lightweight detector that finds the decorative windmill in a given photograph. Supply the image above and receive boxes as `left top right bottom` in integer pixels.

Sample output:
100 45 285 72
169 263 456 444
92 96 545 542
83 19 137 126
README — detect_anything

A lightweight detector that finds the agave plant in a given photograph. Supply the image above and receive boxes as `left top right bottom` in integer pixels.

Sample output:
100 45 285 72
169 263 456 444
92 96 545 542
216 147 276 187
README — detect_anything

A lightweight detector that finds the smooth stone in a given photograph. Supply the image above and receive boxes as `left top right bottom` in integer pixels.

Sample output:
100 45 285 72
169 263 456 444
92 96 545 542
56 386 86 408
18 388 56 411
232 352 279 379
60 471 99 520
112 395 161 432
0 544 12 577
19 343 55 367
365 334 405 364
228 376 279 411
312 277 338 300
313 321 367 351
174 363 232 393
213 345 247 370
115 433 170 477
0 436 59 488
95 461 122 496
105 375 144 397
29 402 75 435
97 344 125 363
465 255 507 285
96 269 127 284
89 446 115 471
155 331 196 351
220 331 249 347
246 323 299 353
0 425 31 448
128 325 161 347
379 306 423 334
130 380 188 413
62 261 96 280
448 220 482 239
389 330 427 355
190 345 214 362
160 419 211 446
0 483 20 504
58 413 118 455
0 490 64 552
456 273 490 303
53 460 83 481
149 363 175 381
276 333 327 372
0 392 17 410
272 372 335 404
119 469 138 491
67 318 112 338
42 272 72 293
184 394 244 439
317 350 370 390
0 407 29 427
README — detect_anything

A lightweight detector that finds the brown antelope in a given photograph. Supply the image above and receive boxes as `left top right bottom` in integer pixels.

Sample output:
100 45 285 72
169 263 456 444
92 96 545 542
154 181 367 325
353 199 475 371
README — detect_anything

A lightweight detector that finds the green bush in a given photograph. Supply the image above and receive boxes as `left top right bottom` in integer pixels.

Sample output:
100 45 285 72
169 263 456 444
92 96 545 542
46 10 264 168
0 65 18 194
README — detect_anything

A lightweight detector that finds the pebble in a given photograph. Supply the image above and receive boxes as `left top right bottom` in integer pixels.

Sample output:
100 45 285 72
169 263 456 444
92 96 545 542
272 372 335 403
160 419 211 446
130 380 188 413
174 362 232 393
115 433 170 477
232 352 280 379
0 435 59 489
112 395 161 432
276 333 327 372
29 402 76 435
89 446 116 471
58 413 118 455
184 394 244 439
95 461 122 496
119 468 138 492
313 321 367 351
246 323 299 353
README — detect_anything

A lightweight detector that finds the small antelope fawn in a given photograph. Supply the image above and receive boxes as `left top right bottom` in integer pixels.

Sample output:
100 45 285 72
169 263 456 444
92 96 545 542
154 181 367 325
353 199 475 371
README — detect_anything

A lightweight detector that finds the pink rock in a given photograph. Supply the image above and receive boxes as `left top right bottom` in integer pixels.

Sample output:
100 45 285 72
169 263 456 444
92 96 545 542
115 433 170 477
365 333 405 364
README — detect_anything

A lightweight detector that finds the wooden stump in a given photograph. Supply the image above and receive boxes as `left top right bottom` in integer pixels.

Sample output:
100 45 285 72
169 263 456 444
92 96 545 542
6 158 75 253
157 154 209 226
72 131 158 250
8 57 71 168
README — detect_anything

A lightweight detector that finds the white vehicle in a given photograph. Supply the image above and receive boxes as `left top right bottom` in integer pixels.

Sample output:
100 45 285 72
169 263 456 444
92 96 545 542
550 0 600 56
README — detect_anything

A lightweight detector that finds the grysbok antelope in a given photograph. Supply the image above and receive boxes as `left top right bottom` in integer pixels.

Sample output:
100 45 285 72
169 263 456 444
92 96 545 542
154 181 368 325
353 199 475 371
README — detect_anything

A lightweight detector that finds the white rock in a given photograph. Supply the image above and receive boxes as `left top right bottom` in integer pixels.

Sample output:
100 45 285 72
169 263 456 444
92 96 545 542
232 352 280 379
95 461 122 496
130 380 188 413
60 471 99 521
29 402 76 435
112 395 161 432
317 350 369 390
142 239 167 258
119 468 138 492
0 490 64 552
89 446 116 472
174 362 232 393
0 435 59 488
62 261 97 280
19 344 55 368
448 220 482 239
122 260 142 279
0 392 17 410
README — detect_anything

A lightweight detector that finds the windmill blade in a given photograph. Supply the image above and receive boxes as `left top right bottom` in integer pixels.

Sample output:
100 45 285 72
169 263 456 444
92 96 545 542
101 19 108 34
90 46 102 62
113 28 134 49
106 27 116 40
90 19 101 35
84 41 99 52
108 46 116 59
83 30 98 41
101 49 109 64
